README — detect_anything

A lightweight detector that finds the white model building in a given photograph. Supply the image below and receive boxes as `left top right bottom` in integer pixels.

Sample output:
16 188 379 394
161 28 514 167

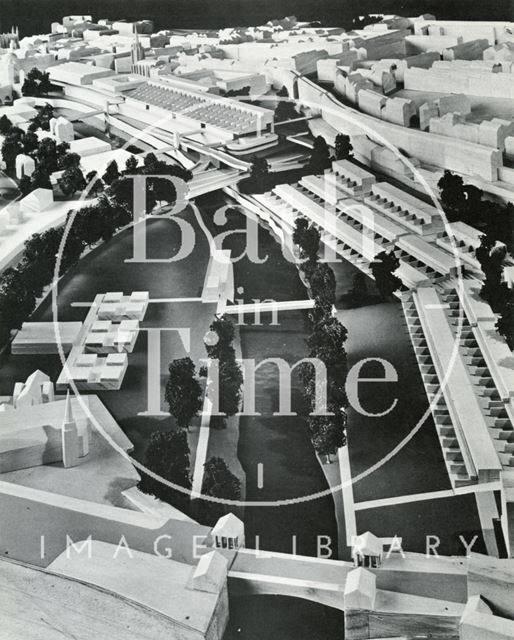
15 153 35 179
12 370 54 408
19 188 54 214
49 115 74 142
0 390 90 473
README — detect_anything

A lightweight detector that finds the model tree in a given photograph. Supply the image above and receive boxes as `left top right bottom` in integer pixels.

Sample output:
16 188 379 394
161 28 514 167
293 216 320 277
102 160 120 186
30 165 52 190
334 133 353 161
224 85 250 97
165 357 203 430
58 165 86 197
21 131 38 155
124 154 139 174
21 228 67 295
308 262 337 307
35 137 60 172
0 267 36 339
21 68 52 97
349 271 368 305
476 234 508 312
205 315 236 359
308 412 347 463
30 103 54 130
1 128 23 170
199 456 241 525
204 315 243 426
138 429 192 512
307 136 332 174
85 170 104 195
59 152 81 170
496 302 514 350
18 175 32 196
370 250 402 299
249 156 270 193
438 170 466 219
0 114 13 135
274 98 299 123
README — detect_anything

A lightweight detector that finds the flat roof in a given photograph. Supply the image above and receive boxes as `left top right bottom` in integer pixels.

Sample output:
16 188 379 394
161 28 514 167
0 557 192 640
0 395 139 507
49 541 220 633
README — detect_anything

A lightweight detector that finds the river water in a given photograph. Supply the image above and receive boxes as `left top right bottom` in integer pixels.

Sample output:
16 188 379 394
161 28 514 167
0 200 345 638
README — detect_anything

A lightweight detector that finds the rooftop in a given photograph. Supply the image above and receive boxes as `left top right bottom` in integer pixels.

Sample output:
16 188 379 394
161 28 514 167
48 541 223 634
0 395 139 508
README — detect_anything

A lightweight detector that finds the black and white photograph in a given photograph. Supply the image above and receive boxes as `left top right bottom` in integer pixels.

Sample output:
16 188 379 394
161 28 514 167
0 1 513 638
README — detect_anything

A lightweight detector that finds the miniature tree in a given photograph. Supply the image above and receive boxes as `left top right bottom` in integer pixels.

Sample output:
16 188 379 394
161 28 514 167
1 130 23 170
476 234 508 312
199 456 241 525
224 85 250 97
143 152 159 173
85 170 104 195
274 98 299 123
124 154 139 174
21 68 52 97
334 133 353 161
0 267 36 338
18 175 32 196
293 217 321 278
204 315 243 425
102 160 120 186
248 156 270 193
30 102 54 130
496 302 514 350
138 429 192 513
58 165 86 198
22 228 65 295
165 357 203 430
30 165 52 190
292 216 309 248
307 136 332 174
437 170 466 219
307 262 337 307
0 114 13 135
370 250 402 299
59 152 81 170
349 271 368 305
35 137 60 172
21 131 38 155
309 412 347 463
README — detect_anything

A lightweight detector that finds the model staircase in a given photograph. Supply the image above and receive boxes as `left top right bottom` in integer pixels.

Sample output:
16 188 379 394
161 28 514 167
438 288 514 469
401 292 475 488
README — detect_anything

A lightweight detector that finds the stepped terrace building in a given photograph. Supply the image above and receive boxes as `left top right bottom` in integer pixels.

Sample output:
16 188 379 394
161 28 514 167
122 80 274 137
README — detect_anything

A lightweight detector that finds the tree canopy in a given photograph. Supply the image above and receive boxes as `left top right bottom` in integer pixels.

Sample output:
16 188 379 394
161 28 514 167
138 429 192 512
165 357 203 430
199 456 241 525
21 68 53 97
334 133 353 161
370 250 402 299
307 136 332 174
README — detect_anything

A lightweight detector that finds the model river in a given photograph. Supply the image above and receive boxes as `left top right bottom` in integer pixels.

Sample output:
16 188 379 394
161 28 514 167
0 192 485 638
0 196 344 638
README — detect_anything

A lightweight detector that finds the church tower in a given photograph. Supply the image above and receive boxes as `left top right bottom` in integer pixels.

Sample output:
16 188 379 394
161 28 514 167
61 392 80 468
130 23 145 72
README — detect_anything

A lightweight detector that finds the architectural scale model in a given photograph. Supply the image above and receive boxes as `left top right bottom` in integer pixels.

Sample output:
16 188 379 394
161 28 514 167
0 4 514 639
